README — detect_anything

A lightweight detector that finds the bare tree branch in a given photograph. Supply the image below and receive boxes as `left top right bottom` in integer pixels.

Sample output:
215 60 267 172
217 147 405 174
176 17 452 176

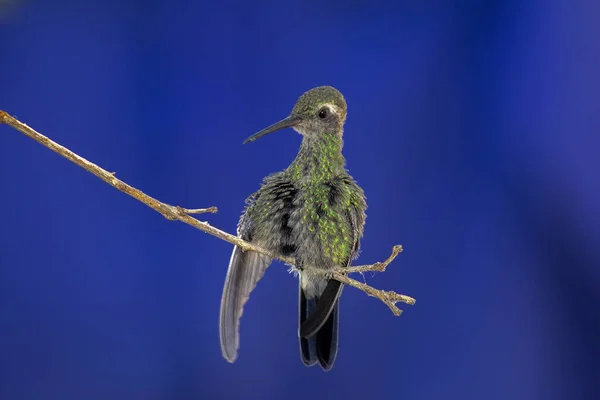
0 110 415 315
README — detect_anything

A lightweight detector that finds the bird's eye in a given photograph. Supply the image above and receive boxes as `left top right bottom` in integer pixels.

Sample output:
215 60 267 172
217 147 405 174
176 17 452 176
318 108 329 119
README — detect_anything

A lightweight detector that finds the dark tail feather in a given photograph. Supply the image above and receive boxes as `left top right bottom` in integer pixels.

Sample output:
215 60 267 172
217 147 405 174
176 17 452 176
300 279 343 338
299 286 318 367
298 280 342 371
315 301 339 371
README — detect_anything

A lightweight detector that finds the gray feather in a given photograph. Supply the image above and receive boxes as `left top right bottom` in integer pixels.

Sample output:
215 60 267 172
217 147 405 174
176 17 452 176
219 245 271 363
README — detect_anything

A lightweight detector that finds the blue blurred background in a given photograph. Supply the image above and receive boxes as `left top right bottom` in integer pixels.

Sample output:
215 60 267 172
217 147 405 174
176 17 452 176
1 1 599 399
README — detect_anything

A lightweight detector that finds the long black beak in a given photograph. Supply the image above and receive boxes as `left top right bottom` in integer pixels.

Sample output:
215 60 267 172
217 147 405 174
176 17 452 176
243 115 302 144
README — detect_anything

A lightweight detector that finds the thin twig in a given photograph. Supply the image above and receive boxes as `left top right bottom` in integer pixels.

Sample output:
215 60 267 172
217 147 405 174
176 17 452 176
333 273 415 315
342 244 403 274
177 206 218 215
1 110 415 313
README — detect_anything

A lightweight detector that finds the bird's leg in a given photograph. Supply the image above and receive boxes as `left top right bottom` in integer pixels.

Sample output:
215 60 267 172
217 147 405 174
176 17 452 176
286 257 302 277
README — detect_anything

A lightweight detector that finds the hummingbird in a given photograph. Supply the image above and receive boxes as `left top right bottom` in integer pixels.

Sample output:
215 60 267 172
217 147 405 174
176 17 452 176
219 86 367 371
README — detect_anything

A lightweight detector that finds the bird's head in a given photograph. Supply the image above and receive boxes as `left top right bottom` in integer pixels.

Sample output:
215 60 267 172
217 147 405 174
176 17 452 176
243 86 347 144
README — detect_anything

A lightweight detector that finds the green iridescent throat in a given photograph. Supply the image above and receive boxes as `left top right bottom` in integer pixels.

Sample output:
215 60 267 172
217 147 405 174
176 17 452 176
287 133 345 181
287 133 354 265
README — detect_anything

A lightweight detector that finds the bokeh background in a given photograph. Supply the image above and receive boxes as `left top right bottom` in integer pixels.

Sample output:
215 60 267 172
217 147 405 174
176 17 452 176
1 1 599 399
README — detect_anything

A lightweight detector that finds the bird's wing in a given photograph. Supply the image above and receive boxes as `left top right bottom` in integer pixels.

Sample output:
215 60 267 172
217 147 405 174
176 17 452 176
220 245 271 363
219 190 272 363
341 175 368 265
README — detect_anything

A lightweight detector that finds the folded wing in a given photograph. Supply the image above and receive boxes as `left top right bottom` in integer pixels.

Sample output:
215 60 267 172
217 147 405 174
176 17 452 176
220 245 272 362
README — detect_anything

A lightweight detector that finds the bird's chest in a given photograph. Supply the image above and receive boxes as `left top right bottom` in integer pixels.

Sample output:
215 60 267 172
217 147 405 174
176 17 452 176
285 181 352 266
251 178 353 266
